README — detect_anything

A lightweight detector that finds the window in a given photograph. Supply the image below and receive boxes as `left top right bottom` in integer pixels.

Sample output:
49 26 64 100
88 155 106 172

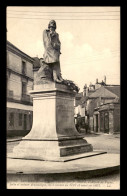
22 82 27 95
22 61 26 75
19 113 22 126
9 113 14 126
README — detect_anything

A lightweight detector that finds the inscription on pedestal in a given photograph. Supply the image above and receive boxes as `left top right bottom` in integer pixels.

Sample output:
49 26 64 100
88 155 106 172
56 98 74 132
61 144 93 156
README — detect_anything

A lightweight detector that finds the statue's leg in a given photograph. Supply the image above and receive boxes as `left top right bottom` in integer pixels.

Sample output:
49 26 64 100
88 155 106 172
52 62 62 83
55 62 64 82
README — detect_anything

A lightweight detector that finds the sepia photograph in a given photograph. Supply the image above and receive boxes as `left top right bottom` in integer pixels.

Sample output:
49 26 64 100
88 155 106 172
6 6 120 190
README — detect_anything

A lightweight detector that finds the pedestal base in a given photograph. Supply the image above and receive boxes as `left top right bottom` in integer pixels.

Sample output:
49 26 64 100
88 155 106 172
9 82 94 162
8 138 93 162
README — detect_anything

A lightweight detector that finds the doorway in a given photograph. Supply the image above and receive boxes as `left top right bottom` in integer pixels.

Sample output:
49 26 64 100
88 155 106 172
96 115 98 132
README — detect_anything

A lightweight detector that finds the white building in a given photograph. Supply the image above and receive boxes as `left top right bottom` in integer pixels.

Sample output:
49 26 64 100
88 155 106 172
7 41 34 136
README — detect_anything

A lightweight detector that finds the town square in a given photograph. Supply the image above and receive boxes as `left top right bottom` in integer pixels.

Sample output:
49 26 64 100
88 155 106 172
6 6 120 189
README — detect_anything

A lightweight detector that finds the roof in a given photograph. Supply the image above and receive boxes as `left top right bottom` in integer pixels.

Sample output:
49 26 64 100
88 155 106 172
89 85 120 98
105 86 120 97
7 40 34 62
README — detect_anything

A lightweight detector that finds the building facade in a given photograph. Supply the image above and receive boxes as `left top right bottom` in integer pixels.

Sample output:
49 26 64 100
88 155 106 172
7 41 34 137
74 77 120 134
93 102 120 134
87 85 120 133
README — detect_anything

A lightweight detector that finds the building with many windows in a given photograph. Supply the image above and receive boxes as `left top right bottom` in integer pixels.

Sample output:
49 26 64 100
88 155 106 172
6 41 34 137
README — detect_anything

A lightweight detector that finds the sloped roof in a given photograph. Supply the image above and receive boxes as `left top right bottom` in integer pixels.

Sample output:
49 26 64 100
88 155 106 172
7 40 34 62
89 86 119 98
105 86 120 97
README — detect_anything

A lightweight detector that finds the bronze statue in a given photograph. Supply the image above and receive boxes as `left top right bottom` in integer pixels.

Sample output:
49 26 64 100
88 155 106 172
43 20 63 83
35 20 79 92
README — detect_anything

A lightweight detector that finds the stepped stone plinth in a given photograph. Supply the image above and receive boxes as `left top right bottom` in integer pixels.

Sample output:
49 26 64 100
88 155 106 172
9 82 93 162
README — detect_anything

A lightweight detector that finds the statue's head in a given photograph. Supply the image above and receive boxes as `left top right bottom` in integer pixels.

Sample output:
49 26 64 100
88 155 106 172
48 20 57 30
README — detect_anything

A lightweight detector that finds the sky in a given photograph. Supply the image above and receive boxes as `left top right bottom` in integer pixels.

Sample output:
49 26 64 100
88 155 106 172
6 6 120 92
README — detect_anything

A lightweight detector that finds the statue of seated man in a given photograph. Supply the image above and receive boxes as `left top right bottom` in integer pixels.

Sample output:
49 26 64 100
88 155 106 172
43 20 63 83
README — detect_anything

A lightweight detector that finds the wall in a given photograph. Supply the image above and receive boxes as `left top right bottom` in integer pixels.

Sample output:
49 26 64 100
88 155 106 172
89 117 93 131
7 50 34 102
104 98 115 104
80 106 85 117
100 111 104 132
7 108 33 136
7 51 21 73
74 106 79 116
26 61 33 78
113 104 120 132
87 98 98 117
9 73 22 100
93 115 96 132
27 80 33 94
109 110 114 133
33 69 39 84
7 51 33 79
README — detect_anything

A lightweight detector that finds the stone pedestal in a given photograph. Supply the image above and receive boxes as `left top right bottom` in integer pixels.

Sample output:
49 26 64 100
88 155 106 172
10 82 93 161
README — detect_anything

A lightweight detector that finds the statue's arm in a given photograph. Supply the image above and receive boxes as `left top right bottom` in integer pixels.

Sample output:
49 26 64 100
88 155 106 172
52 34 61 51
43 30 52 49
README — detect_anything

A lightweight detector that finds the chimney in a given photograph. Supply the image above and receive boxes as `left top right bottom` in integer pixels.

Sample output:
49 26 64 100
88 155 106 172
104 75 106 84
83 84 87 96
84 84 87 88
86 87 88 96
96 78 98 84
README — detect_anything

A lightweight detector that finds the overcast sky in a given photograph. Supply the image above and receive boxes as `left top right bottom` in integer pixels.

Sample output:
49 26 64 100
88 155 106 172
7 6 120 92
